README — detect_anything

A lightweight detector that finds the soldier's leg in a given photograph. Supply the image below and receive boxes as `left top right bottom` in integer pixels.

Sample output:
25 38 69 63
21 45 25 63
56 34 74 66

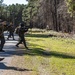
16 37 22 47
7 32 11 40
10 32 12 38
7 35 9 39
22 37 28 49
12 32 15 40
0 37 5 51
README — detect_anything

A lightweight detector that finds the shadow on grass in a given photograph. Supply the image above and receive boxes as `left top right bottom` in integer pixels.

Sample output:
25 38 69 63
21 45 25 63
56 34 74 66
28 43 45 48
25 48 75 59
26 33 56 38
0 63 32 71
4 47 75 59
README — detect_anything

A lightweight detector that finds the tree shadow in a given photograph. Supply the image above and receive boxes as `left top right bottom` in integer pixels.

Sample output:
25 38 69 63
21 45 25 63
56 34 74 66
26 33 56 38
24 48 75 59
27 38 44 41
2 47 75 59
2 40 75 59
26 34 49 38
0 63 32 71
28 43 45 48
2 42 45 57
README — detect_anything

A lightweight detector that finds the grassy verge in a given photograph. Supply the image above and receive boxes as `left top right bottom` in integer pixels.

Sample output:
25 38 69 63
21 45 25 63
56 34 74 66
24 31 75 75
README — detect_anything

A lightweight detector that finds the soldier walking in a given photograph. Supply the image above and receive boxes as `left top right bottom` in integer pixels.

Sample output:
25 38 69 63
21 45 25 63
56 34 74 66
16 22 28 49
7 22 15 40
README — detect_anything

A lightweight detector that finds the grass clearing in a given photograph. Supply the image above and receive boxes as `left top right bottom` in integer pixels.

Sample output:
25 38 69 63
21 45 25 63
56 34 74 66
23 31 75 75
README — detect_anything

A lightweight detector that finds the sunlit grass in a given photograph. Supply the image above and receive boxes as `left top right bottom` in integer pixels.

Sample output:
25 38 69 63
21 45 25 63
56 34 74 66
24 31 75 75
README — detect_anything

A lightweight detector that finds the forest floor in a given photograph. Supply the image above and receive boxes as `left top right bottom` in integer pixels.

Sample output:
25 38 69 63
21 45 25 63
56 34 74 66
0 30 75 75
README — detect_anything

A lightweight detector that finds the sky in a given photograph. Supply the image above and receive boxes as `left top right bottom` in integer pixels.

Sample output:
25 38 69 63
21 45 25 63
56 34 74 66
3 0 28 5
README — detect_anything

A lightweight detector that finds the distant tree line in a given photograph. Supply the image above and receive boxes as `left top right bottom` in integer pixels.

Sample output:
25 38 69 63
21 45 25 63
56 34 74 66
0 0 75 33
0 0 25 26
25 0 75 33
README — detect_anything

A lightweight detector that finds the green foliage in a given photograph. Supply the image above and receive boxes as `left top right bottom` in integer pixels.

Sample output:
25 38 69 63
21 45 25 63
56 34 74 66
0 3 25 24
24 31 75 75
66 0 75 14
22 0 40 26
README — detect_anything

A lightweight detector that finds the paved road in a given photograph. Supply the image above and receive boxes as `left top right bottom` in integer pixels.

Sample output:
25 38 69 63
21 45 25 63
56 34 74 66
0 32 33 75
0 32 19 74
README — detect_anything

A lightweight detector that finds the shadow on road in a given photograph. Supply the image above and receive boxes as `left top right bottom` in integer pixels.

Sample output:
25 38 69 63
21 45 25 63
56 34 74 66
3 48 75 59
0 63 32 71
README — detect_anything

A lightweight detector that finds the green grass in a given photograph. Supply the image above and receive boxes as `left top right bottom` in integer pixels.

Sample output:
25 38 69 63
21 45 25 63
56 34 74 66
24 32 75 75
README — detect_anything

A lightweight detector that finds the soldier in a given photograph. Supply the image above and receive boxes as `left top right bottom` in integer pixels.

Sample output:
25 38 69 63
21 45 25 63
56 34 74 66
0 20 5 52
16 22 28 49
7 22 15 40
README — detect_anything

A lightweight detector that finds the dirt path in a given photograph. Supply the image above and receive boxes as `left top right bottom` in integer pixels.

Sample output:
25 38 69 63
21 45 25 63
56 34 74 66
0 33 35 75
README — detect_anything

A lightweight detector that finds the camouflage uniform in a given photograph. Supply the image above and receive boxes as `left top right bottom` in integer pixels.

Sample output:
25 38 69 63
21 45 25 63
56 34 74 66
7 22 15 40
0 22 5 52
16 23 28 49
